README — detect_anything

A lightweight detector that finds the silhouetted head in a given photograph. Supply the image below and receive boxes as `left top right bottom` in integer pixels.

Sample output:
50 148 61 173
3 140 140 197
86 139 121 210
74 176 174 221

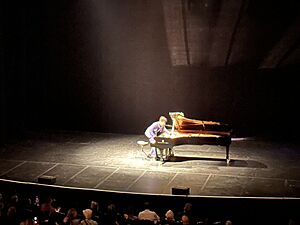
83 209 93 219
183 203 192 212
181 215 189 225
159 116 167 127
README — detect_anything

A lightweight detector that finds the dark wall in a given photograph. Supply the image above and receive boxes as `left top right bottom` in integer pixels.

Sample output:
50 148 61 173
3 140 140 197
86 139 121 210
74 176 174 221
0 1 28 144
1 0 299 144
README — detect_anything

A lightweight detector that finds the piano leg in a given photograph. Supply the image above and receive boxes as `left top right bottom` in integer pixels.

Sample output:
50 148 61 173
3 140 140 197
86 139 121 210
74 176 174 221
161 148 168 161
155 148 169 162
161 149 165 160
226 145 230 165
164 148 171 161
155 148 160 161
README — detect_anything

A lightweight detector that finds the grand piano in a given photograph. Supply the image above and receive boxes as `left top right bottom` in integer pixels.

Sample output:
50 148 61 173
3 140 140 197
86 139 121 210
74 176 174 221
151 112 232 164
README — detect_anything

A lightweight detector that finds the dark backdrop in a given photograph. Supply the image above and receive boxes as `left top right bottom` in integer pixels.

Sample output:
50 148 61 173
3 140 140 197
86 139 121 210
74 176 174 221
1 0 300 144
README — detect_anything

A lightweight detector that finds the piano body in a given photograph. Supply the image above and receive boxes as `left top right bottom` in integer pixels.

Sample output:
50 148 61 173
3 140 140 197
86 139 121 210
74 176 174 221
151 112 232 164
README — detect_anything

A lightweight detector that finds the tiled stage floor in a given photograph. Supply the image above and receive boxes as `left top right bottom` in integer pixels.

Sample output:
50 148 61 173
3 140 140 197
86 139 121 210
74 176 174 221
0 130 300 198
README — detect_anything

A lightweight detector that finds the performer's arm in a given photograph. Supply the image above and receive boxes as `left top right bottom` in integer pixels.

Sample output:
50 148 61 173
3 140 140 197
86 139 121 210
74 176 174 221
145 122 157 143
163 126 171 136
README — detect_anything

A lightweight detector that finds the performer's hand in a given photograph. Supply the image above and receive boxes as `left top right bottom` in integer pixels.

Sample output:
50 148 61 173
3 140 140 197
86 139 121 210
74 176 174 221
150 139 156 144
170 133 176 138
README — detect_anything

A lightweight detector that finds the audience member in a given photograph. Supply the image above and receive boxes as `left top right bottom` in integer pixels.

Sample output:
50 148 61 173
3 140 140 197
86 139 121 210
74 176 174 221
177 203 195 225
90 200 101 224
102 203 123 225
63 208 81 225
138 202 160 224
181 215 189 225
48 198 65 225
225 220 232 225
7 206 18 225
38 197 56 225
162 209 178 225
102 203 124 225
123 205 138 225
19 208 34 225
81 208 98 225
0 189 296 225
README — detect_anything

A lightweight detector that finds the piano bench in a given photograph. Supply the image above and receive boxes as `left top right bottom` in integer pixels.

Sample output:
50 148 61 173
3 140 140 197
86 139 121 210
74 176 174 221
137 140 149 146
136 141 149 158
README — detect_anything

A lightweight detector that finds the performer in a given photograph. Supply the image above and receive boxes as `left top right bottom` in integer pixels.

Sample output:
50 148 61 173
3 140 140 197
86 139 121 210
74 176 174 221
145 116 171 158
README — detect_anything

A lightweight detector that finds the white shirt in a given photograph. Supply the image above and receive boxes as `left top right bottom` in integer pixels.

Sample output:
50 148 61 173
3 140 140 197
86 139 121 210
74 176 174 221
138 209 160 222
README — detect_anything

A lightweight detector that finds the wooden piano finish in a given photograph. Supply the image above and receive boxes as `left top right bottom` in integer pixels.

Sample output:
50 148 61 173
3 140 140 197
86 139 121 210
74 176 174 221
151 112 232 164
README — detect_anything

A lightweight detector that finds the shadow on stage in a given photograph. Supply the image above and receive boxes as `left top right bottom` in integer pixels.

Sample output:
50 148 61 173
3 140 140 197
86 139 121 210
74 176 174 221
162 156 267 168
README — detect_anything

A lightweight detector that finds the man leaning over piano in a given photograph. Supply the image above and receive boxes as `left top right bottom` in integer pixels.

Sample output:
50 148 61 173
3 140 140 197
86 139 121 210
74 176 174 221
144 112 232 164
144 116 171 159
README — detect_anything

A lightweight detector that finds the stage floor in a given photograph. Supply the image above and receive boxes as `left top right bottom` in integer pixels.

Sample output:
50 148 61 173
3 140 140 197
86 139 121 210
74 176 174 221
0 130 300 198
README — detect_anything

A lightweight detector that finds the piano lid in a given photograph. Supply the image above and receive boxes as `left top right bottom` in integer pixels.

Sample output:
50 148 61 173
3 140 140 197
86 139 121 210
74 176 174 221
168 112 232 135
